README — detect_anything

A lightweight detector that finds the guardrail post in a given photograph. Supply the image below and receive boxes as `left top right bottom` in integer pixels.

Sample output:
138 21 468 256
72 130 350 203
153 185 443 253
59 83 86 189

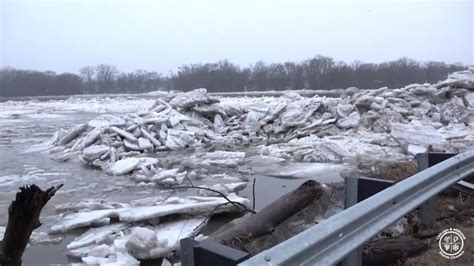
181 238 250 266
419 196 437 225
342 177 362 266
181 238 198 266
344 176 359 209
343 176 395 265
416 153 437 225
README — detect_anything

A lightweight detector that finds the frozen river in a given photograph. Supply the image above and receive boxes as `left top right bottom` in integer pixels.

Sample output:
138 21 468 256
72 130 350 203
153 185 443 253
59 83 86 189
1 69 472 264
0 98 345 265
0 112 173 223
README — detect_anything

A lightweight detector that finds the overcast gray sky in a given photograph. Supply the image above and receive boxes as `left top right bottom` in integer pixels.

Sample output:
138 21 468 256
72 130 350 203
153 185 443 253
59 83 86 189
1 0 473 73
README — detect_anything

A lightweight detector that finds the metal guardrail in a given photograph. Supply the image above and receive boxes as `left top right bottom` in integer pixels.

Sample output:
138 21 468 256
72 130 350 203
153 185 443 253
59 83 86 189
239 149 474 265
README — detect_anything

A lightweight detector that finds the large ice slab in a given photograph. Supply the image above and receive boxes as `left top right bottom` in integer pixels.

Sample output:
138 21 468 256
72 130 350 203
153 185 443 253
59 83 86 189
89 115 126 128
67 217 205 263
50 194 250 233
391 122 447 151
104 158 140 175
118 194 249 222
57 123 87 145
83 145 110 160
50 209 117 233
67 223 130 250
169 88 217 109
200 151 246 166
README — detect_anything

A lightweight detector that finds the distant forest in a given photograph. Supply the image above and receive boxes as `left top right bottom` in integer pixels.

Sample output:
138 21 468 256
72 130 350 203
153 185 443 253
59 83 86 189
0 56 465 97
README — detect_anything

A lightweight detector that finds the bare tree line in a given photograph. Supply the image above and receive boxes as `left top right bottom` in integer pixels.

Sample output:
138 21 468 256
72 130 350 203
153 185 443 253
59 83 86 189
171 57 464 92
0 56 465 97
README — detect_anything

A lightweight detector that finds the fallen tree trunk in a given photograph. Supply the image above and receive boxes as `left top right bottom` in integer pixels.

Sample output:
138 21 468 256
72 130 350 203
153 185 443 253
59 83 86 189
205 181 430 264
0 184 62 266
210 180 323 253
363 236 431 265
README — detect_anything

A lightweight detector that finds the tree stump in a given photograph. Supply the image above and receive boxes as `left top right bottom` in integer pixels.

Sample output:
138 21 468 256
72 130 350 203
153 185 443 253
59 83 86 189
0 184 62 266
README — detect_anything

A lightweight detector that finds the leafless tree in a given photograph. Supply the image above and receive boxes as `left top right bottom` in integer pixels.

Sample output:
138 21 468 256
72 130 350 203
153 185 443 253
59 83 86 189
95 64 118 93
0 58 466 97
79 66 95 93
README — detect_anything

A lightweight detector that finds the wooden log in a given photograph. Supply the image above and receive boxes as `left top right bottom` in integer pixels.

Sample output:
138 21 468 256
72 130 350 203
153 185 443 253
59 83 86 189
241 183 341 255
0 184 62 266
362 236 431 265
210 180 323 252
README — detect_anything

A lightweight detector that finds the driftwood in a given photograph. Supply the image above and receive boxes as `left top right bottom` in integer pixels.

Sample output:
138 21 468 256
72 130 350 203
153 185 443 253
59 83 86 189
0 184 62 266
242 183 343 255
363 236 431 265
210 180 323 252
206 180 430 264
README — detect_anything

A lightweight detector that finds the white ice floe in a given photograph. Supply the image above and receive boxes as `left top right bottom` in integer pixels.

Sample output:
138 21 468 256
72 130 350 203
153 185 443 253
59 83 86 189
407 144 428 155
124 218 206 259
138 137 153 150
69 217 205 263
337 111 360 129
110 126 138 142
198 184 230 196
83 145 110 160
89 115 127 128
223 182 248 193
50 194 249 233
247 155 286 165
255 163 346 183
165 129 195 150
198 182 247 196
29 231 63 245
390 122 447 151
436 67 474 89
55 199 128 213
200 151 246 166
137 157 159 167
50 209 117 234
57 123 88 145
126 227 165 259
67 223 130 250
104 158 140 175
144 168 182 183
118 193 249 222
169 88 217 109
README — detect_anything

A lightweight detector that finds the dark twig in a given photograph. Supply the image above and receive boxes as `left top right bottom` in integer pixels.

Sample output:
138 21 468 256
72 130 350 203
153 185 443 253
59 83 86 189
193 202 232 231
252 178 256 212
185 175 194 187
159 190 176 204
168 185 256 214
